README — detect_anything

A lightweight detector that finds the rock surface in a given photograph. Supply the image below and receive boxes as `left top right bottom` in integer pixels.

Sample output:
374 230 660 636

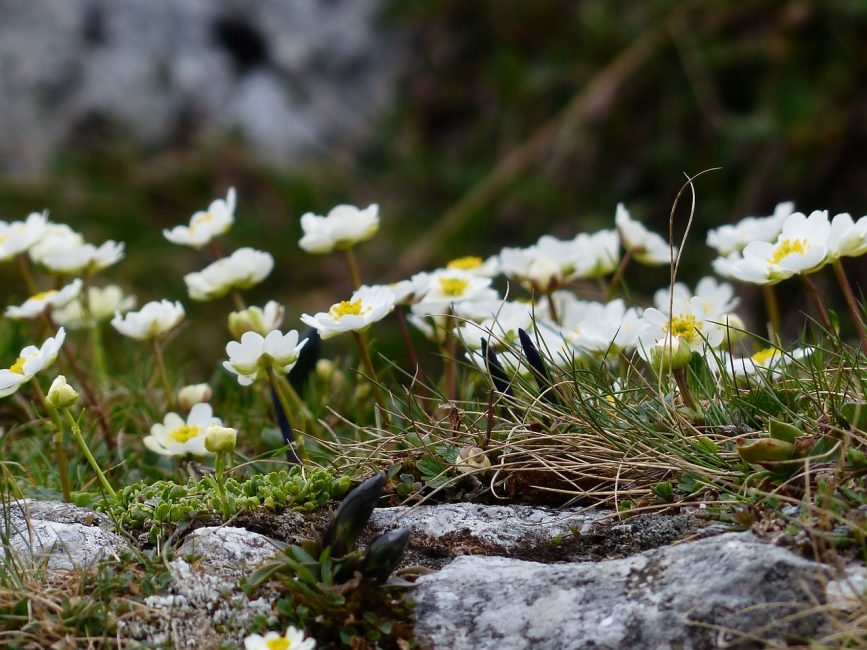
0 0 402 175
412 532 842 650
0 499 129 570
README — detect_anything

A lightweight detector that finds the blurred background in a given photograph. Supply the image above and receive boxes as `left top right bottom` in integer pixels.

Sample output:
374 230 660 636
2 0 867 369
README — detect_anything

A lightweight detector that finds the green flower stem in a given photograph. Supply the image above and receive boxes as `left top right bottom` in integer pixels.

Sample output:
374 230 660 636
268 368 309 462
63 408 117 500
89 321 108 385
832 259 867 351
231 290 246 312
800 274 836 339
31 380 72 503
351 330 389 422
440 312 457 401
343 247 362 290
673 368 698 412
152 338 175 410
272 371 317 426
15 253 38 295
545 291 560 324
761 284 781 343
606 248 633 301
212 452 232 518
43 312 114 447
393 306 423 381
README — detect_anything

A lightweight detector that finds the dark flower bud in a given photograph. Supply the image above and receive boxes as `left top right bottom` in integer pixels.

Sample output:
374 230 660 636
481 339 513 397
518 328 557 404
323 472 386 557
362 527 410 584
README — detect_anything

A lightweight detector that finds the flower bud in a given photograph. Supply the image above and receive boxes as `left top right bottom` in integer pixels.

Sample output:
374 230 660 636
178 383 213 410
46 375 79 408
204 425 237 454
228 302 284 339
650 335 692 373
456 446 492 474
721 313 746 347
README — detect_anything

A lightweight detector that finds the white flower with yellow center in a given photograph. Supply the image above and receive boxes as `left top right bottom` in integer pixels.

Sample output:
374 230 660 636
415 270 495 310
725 210 830 285
228 300 285 338
244 626 316 650
111 299 185 340
708 346 813 379
0 211 49 261
706 201 793 255
163 188 236 248
615 203 674 266
184 248 274 301
445 255 500 277
653 277 738 319
455 300 534 349
29 222 124 275
560 297 643 354
53 285 137 329
143 403 222 457
826 212 867 261
301 285 395 340
223 329 308 386
0 328 65 398
637 297 724 363
6 279 82 320
299 203 379 254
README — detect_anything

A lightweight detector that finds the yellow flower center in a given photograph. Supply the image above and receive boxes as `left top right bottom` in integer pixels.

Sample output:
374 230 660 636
31 289 58 302
447 256 483 270
769 238 807 264
266 639 291 650
668 314 699 339
168 424 200 444
329 298 368 320
189 212 214 234
8 356 26 374
0 233 7 244
751 347 778 364
439 277 470 297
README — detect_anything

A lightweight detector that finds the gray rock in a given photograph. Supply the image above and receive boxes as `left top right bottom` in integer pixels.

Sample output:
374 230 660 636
0 498 129 570
177 525 281 570
0 0 402 175
412 532 845 650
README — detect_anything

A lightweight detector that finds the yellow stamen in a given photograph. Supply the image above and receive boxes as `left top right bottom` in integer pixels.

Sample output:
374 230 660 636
769 239 806 264
447 256 483 270
8 356 26 374
329 298 368 320
751 347 779 364
668 314 699 339
266 639 290 650
189 212 214 234
31 289 58 302
439 277 470 297
0 233 7 244
168 424 200 443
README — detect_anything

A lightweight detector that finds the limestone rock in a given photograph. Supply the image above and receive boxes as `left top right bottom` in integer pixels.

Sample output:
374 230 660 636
0 498 129 571
412 532 844 650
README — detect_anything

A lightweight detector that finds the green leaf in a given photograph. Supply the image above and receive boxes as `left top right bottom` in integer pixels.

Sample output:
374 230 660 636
842 402 867 431
737 438 795 465
768 419 802 444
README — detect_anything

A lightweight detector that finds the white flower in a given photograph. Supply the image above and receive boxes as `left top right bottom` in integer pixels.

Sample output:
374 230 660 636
445 255 500 276
414 270 495 310
0 328 66 398
826 212 867 261
637 297 724 362
163 188 236 248
615 203 674 265
31 224 124 275
244 626 316 650
499 241 571 293
301 286 395 340
5 279 82 320
653 277 738 319
223 329 308 386
0 212 49 261
228 301 285 338
143 403 221 457
53 285 137 329
709 346 813 379
560 297 643 354
725 210 830 285
184 248 274 301
46 375 79 408
454 301 534 349
389 274 431 305
706 201 794 255
299 203 379 254
178 383 213 410
574 229 621 278
111 300 185 340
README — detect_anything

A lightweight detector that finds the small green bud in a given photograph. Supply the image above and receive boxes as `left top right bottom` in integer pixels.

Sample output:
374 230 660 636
177 383 212 410
205 425 237 454
46 375 79 408
228 303 284 339
650 335 692 373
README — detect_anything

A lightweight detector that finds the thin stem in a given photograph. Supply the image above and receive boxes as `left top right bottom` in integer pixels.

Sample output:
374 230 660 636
343 247 362 290
673 368 698 412
63 408 117 500
800 275 836 339
761 284 781 343
31 380 71 503
15 254 38 295
351 330 389 421
440 312 457 401
832 259 867 351
606 249 633 301
545 292 560 324
43 312 113 446
394 307 422 380
268 369 309 462
152 339 175 410
212 453 232 518
231 290 246 312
